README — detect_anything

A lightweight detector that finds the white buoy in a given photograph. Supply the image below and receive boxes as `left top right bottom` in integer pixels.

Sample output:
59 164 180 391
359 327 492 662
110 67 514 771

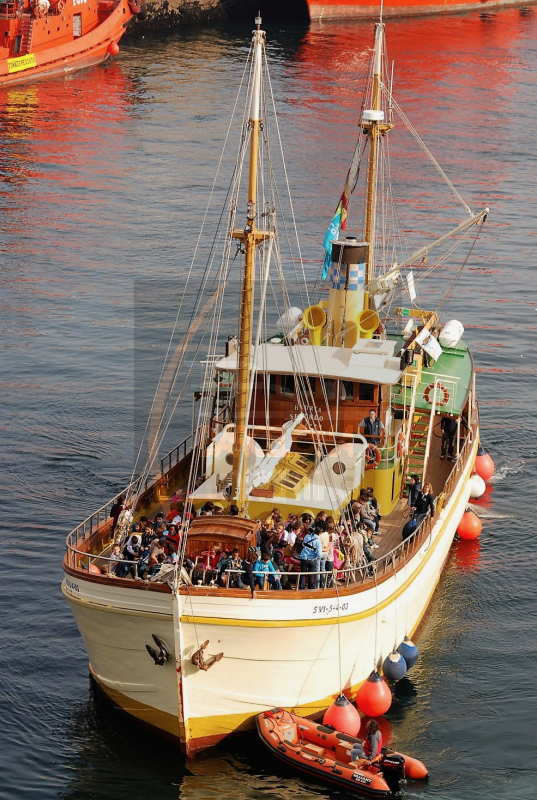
469 473 486 499
276 307 302 334
439 320 464 348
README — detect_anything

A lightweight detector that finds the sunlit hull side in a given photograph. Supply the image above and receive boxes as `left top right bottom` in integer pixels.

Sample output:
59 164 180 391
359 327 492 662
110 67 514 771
306 0 532 20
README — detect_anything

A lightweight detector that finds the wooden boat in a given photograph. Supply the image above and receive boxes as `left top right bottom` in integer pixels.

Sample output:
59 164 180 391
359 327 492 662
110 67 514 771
305 0 532 21
0 0 142 87
62 16 490 755
256 708 428 797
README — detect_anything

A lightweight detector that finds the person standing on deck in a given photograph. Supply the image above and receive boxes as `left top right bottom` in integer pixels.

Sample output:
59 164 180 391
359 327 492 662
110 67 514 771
299 526 322 590
440 414 458 461
413 483 435 528
359 409 385 446
408 474 421 514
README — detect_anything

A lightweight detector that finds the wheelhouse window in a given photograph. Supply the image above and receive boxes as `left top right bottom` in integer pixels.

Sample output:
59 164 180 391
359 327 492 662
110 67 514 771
359 383 375 402
340 380 355 401
269 374 276 395
323 378 336 400
280 375 295 396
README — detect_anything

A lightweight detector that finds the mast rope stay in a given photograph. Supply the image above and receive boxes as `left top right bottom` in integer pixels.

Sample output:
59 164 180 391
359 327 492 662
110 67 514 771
380 83 473 215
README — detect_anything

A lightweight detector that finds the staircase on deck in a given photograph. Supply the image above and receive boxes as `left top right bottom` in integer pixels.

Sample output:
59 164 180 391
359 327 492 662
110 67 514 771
405 412 430 484
19 15 34 55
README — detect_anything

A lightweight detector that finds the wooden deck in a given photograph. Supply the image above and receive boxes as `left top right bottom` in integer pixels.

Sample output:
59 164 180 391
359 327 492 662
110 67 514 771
375 421 453 558
147 414 455 563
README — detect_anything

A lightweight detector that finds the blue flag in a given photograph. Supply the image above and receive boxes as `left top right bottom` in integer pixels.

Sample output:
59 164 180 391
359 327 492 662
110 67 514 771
322 201 343 280
322 137 363 281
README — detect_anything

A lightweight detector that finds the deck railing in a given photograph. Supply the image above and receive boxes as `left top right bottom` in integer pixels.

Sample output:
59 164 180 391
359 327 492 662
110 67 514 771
159 429 198 475
65 475 145 558
64 419 477 592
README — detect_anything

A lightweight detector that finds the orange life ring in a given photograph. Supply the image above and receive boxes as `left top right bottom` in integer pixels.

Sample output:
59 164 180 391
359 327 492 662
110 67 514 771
424 382 449 406
365 445 381 470
397 431 406 460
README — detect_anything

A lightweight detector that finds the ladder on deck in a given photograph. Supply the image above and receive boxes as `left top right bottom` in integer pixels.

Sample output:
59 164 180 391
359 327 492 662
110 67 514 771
401 376 439 495
19 15 34 54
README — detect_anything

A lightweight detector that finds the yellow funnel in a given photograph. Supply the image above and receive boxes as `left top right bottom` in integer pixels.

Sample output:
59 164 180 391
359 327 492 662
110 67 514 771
344 322 358 348
357 309 380 339
303 305 327 346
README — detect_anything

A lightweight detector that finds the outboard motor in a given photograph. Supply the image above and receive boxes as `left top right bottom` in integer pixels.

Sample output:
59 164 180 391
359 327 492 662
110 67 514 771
380 751 405 794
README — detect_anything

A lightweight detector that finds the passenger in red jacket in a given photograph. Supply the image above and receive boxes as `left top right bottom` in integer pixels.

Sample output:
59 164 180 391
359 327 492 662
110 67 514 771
363 719 383 758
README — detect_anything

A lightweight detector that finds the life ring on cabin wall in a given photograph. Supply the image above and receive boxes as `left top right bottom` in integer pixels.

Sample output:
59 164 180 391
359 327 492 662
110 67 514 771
365 445 381 470
397 431 406 460
424 382 449 406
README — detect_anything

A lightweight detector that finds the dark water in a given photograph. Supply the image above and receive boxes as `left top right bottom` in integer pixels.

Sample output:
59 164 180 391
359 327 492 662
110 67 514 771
1 9 536 799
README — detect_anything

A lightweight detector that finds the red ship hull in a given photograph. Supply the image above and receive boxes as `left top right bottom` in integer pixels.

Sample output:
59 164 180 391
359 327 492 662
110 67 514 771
0 0 136 87
306 0 532 20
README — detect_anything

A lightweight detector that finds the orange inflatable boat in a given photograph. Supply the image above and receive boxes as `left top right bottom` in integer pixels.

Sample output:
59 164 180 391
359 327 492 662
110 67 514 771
256 708 428 797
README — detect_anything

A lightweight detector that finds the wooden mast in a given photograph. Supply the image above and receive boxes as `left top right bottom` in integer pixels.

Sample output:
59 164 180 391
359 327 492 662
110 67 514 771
363 23 392 302
231 17 270 514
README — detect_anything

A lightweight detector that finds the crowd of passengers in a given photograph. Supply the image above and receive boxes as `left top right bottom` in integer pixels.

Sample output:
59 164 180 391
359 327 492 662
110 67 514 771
101 477 435 592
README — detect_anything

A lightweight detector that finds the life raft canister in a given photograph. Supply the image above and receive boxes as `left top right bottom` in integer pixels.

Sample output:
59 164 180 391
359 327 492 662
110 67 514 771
365 445 381 470
423 382 449 406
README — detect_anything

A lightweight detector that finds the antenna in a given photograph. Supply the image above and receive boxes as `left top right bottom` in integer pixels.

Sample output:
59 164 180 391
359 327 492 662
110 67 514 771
379 0 384 22
255 11 262 29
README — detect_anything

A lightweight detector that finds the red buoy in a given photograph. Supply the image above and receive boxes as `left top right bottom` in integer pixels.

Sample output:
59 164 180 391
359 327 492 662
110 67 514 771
457 509 482 540
108 41 120 56
356 671 392 717
323 694 361 736
474 446 495 482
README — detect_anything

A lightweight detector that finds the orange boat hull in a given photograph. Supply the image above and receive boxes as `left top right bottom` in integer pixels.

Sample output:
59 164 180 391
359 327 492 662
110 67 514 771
0 0 134 87
256 708 427 797
306 0 534 19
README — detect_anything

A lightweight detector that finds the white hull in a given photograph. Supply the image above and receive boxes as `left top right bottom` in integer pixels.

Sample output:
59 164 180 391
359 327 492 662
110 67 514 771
62 436 477 752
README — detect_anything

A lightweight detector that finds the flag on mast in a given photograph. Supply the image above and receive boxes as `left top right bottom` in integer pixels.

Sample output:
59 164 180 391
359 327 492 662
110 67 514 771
321 138 362 280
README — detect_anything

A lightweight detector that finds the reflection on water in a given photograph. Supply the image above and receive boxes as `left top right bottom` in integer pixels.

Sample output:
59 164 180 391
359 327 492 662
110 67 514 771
1 8 537 800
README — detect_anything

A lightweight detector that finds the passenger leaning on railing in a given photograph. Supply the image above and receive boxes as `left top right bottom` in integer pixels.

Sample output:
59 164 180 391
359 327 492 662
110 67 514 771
299 524 323 590
358 409 385 446
253 554 282 591
413 482 436 528
109 544 124 574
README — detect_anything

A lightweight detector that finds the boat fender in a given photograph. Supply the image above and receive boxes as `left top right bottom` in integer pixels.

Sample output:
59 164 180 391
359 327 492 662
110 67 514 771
137 0 147 20
365 445 381 470
424 382 449 406
474 445 495 481
397 431 406 460
457 509 482 540
396 636 419 668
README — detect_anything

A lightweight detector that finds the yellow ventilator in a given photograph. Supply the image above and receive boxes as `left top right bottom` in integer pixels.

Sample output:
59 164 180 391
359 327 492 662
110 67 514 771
357 308 380 339
303 305 327 346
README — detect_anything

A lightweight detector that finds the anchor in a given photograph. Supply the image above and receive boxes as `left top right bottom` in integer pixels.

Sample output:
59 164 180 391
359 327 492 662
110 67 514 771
145 633 170 666
191 640 224 671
